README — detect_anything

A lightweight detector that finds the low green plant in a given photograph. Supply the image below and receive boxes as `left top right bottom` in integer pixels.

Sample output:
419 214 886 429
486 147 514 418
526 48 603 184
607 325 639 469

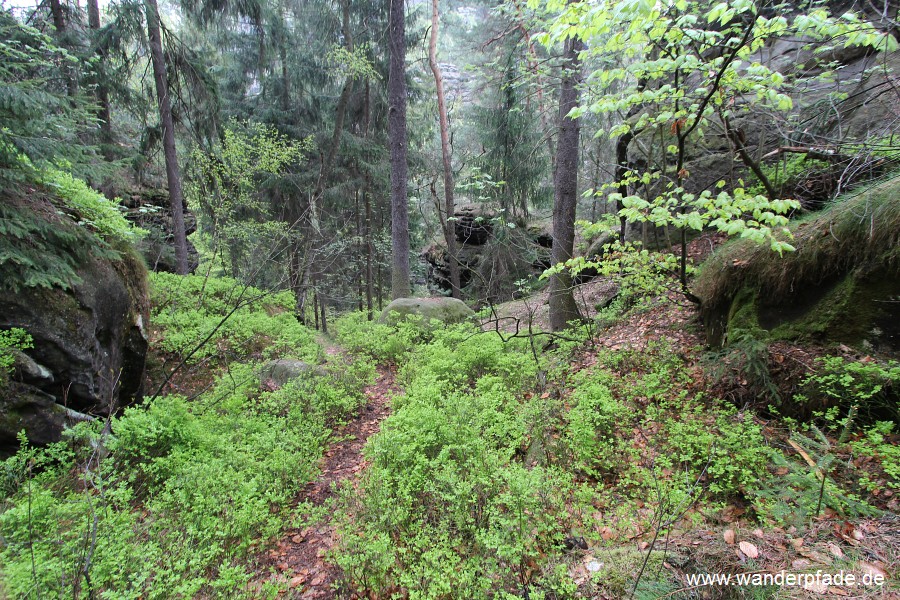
40 166 143 245
0 274 369 598
850 421 900 494
150 272 321 364
802 355 900 421
0 327 32 386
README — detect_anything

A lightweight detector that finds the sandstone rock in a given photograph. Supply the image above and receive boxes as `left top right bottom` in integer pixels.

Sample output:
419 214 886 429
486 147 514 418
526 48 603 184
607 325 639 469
378 297 475 327
0 240 149 453
260 359 326 388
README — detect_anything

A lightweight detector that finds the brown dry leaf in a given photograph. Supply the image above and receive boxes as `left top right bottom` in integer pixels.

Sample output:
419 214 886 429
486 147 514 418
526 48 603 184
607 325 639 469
857 562 886 578
291 534 305 544
790 537 804 549
289 575 307 588
792 559 811 569
825 542 843 559
827 587 850 596
798 549 832 565
723 529 735 545
752 528 764 539
803 581 829 594
739 541 759 559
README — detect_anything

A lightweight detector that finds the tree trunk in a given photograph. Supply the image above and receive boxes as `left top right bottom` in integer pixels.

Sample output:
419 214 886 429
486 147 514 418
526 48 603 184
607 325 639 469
145 0 189 274
428 0 461 299
389 0 411 299
364 79 375 320
548 33 584 332
87 0 113 154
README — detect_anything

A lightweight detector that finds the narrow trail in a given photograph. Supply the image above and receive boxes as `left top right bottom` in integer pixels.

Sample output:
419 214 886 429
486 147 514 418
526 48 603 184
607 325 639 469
253 361 398 598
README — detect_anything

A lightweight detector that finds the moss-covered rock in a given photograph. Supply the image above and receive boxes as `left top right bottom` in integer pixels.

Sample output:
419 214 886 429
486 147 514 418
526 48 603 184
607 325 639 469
0 192 150 453
697 177 900 354
379 297 475 327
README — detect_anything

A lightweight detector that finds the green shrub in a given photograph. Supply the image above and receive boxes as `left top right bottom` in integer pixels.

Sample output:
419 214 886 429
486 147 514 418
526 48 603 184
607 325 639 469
0 327 32 386
149 272 321 364
0 273 369 598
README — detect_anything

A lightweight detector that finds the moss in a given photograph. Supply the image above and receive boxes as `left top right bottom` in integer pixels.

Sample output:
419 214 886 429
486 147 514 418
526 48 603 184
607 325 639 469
699 175 900 350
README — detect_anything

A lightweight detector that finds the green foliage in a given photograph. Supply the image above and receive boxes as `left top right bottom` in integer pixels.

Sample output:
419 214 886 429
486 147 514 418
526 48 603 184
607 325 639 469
801 355 900 421
333 327 572 597
0 12 100 182
851 421 900 493
0 327 32 386
753 425 877 528
187 121 311 280
565 372 628 475
334 311 422 364
149 272 321 364
40 166 143 245
0 274 370 598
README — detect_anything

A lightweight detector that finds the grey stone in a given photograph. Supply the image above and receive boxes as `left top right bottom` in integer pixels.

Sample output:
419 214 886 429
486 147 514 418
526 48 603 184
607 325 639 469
378 297 475 327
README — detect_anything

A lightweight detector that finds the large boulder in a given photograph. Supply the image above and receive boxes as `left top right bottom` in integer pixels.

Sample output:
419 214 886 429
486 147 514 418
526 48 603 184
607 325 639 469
260 359 326 389
0 208 150 454
379 298 475 327
697 178 900 355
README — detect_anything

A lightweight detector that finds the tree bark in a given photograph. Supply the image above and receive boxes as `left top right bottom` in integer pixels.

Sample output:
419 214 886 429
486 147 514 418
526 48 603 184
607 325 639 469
145 0 189 274
548 33 584 332
87 0 113 155
389 0 411 299
428 0 461 299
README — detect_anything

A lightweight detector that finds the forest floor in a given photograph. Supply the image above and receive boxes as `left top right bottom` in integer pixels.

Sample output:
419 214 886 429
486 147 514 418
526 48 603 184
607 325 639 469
250 362 399 598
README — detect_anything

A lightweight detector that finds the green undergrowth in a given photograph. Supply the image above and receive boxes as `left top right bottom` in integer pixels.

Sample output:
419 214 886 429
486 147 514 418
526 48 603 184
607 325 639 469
0 274 373 598
329 315 893 599
150 272 322 365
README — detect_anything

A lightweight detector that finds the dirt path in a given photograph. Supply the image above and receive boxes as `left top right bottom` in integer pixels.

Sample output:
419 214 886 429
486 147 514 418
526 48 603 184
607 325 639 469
252 362 398 598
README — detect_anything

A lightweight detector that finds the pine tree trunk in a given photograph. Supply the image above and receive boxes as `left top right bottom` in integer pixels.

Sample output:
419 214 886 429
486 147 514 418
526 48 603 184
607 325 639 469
389 0 411 299
428 0 461 299
548 34 584 332
145 0 189 274
87 0 113 154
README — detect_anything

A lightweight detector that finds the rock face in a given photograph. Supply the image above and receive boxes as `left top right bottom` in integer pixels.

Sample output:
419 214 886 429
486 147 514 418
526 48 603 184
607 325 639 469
379 298 475 327
424 207 552 300
0 242 149 455
697 178 900 356
120 188 199 273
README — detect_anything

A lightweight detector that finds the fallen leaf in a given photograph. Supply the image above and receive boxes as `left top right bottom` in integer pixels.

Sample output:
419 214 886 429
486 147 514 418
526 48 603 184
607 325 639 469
825 542 843 559
291 534 305 544
289 575 306 588
752 528 764 539
724 529 735 545
739 541 759 559
790 538 804 549
828 587 849 596
803 580 829 594
858 561 886 578
792 559 811 569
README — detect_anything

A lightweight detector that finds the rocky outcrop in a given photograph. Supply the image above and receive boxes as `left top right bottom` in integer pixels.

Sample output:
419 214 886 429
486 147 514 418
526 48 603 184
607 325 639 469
0 202 150 454
696 177 900 355
379 298 475 327
121 188 199 273
424 207 552 300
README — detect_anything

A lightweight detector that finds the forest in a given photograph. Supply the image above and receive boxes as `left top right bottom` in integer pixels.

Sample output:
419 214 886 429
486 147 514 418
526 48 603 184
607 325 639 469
0 0 898 597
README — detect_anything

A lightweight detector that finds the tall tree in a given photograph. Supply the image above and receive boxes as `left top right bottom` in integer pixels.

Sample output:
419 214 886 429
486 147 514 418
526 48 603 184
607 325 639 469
87 0 113 154
145 0 189 274
389 0 410 299
428 0 461 299
548 32 583 331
